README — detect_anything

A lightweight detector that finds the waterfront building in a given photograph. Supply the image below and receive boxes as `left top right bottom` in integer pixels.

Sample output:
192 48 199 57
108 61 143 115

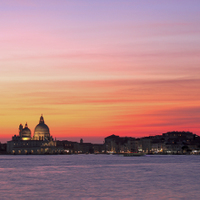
104 135 138 153
104 131 200 154
141 137 152 153
7 115 58 154
7 115 105 154
7 116 199 155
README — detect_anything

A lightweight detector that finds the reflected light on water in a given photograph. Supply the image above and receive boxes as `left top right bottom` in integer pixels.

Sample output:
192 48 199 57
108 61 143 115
0 155 199 199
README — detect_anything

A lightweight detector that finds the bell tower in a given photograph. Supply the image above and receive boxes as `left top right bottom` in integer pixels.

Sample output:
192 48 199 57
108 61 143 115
19 124 23 138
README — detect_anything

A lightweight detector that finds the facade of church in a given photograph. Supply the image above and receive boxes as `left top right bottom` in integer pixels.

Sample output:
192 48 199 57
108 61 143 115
7 115 63 154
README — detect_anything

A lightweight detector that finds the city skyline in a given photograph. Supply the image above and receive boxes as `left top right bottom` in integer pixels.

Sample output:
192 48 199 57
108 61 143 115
1 1 200 143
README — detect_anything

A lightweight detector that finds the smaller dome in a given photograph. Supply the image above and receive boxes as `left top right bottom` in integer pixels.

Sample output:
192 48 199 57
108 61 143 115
21 123 31 140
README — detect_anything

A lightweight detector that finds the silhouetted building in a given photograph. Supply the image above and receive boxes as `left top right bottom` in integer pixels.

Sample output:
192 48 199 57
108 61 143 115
104 134 138 153
104 131 200 154
7 115 57 154
6 117 200 155
7 115 105 154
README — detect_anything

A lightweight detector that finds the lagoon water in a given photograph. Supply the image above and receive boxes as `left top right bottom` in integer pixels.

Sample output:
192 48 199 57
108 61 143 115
0 154 200 200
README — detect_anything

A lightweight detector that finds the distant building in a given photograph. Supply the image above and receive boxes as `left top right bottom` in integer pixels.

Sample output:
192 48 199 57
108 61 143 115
141 137 152 153
7 115 105 154
7 115 58 154
7 116 200 155
104 131 200 154
104 134 138 153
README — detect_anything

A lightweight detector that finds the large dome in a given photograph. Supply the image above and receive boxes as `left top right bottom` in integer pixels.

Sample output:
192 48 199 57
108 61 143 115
34 115 50 140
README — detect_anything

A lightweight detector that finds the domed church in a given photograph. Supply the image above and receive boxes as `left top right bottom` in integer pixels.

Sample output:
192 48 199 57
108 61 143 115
17 115 52 141
7 115 57 155
19 123 31 140
33 115 51 140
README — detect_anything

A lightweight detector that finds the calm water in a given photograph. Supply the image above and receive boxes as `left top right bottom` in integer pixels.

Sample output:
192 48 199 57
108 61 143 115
0 154 200 200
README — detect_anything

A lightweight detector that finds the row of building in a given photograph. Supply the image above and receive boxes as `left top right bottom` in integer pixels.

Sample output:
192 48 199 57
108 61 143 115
6 115 105 154
104 131 200 154
4 115 200 155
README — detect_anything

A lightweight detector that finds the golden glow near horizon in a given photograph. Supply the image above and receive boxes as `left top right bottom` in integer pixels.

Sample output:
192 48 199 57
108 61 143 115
0 1 200 143
21 138 30 141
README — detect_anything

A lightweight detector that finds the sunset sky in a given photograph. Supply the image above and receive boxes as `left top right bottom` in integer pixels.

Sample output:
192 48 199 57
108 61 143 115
1 0 200 143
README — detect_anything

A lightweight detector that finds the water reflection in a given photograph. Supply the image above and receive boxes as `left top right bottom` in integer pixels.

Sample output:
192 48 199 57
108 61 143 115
0 155 199 199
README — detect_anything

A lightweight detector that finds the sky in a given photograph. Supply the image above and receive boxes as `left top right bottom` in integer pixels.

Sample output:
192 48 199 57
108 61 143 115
0 0 200 143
